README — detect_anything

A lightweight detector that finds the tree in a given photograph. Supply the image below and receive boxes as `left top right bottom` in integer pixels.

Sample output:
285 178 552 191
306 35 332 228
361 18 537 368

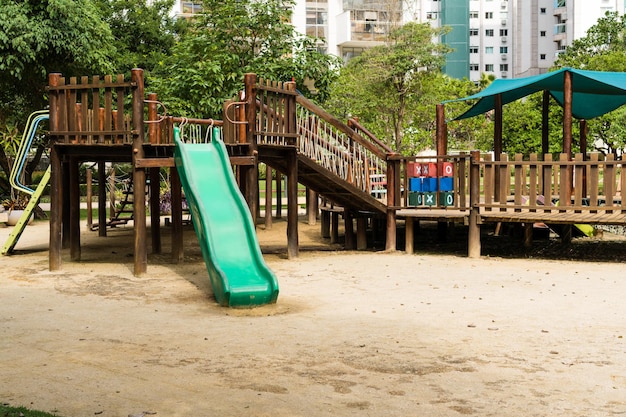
554 11 626 155
150 0 340 118
0 0 116 196
94 0 187 77
326 22 451 154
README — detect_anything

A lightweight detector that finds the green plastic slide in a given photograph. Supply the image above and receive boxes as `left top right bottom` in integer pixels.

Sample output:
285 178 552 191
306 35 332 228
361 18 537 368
174 128 279 307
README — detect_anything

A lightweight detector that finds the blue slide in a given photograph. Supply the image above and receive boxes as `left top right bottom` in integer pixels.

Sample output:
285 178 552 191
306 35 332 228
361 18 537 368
174 128 279 307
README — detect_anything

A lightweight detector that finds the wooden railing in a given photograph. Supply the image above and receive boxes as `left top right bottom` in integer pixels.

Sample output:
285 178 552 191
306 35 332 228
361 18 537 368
48 71 143 145
389 154 472 210
474 152 626 217
295 95 390 196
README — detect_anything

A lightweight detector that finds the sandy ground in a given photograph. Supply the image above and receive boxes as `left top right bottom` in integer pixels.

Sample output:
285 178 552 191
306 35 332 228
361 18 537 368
1 218 626 417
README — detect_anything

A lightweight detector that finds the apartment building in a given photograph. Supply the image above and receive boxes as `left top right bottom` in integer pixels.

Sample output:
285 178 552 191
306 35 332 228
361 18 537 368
170 0 625 83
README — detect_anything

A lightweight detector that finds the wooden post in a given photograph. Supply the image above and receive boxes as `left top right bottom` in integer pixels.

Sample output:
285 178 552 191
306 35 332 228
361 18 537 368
287 149 299 258
330 212 339 243
307 188 317 225
86 167 93 229
48 76 62 270
563 70 573 159
523 223 533 248
405 217 414 254
385 158 397 251
131 68 147 275
494 94 503 202
468 150 481 258
265 165 273 230
149 167 161 254
170 166 184 263
321 208 330 238
275 171 282 219
69 158 81 261
98 161 107 236
344 209 355 250
580 119 588 197
356 217 367 250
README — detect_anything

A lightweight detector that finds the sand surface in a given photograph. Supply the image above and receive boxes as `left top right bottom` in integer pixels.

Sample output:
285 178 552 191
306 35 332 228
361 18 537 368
1 218 626 416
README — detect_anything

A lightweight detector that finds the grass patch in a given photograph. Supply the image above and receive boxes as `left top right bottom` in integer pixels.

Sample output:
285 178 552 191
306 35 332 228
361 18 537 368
0 404 60 417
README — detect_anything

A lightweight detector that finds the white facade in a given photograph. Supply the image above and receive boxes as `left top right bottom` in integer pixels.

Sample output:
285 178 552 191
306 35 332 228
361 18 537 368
170 0 625 82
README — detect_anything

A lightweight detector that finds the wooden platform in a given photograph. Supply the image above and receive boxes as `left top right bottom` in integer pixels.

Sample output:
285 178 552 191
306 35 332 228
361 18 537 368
478 208 626 225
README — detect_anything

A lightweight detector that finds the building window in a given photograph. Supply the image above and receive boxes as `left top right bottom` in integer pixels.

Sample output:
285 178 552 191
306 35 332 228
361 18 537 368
485 12 493 19
540 8 546 14
486 29 494 37
499 64 509 71
540 31 546 37
470 64 479 71
469 46 479 54
470 11 479 19
500 29 508 36
341 46 366 62
427 12 439 20
306 8 327 39
485 47 494 54
181 2 202 14
485 64 494 72
500 46 508 53
470 28 479 36
540 54 547 60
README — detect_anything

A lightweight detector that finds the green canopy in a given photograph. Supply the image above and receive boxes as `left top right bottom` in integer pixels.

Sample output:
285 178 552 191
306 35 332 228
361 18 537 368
445 68 626 121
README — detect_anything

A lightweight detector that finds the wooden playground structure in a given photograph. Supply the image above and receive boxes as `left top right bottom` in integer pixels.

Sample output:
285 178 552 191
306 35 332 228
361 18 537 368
41 69 626 275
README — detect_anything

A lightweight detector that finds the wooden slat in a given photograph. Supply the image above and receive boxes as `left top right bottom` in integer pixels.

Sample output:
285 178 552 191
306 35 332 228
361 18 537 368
574 153 583 212
605 153 615 213
589 152 599 211
529 153 537 210
483 153 493 210
104 75 113 143
116 74 125 144
514 153 523 212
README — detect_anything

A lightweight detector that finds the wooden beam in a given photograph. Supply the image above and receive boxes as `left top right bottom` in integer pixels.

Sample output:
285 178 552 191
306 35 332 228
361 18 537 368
563 70 573 198
468 151 481 258
344 209 355 250
405 217 414 254
385 160 397 251
49 145 62 271
356 217 367 250
287 149 299 258
135 158 175 168
330 212 339 244
132 68 147 276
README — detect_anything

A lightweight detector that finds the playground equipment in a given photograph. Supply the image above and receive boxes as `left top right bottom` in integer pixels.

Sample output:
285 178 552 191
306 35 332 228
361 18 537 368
2 111 50 255
174 126 279 307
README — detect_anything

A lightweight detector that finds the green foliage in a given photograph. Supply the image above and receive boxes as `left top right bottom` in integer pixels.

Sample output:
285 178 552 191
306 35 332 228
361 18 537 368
0 404 59 417
555 12 626 71
150 0 340 118
327 22 452 154
553 11 626 155
94 0 187 78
